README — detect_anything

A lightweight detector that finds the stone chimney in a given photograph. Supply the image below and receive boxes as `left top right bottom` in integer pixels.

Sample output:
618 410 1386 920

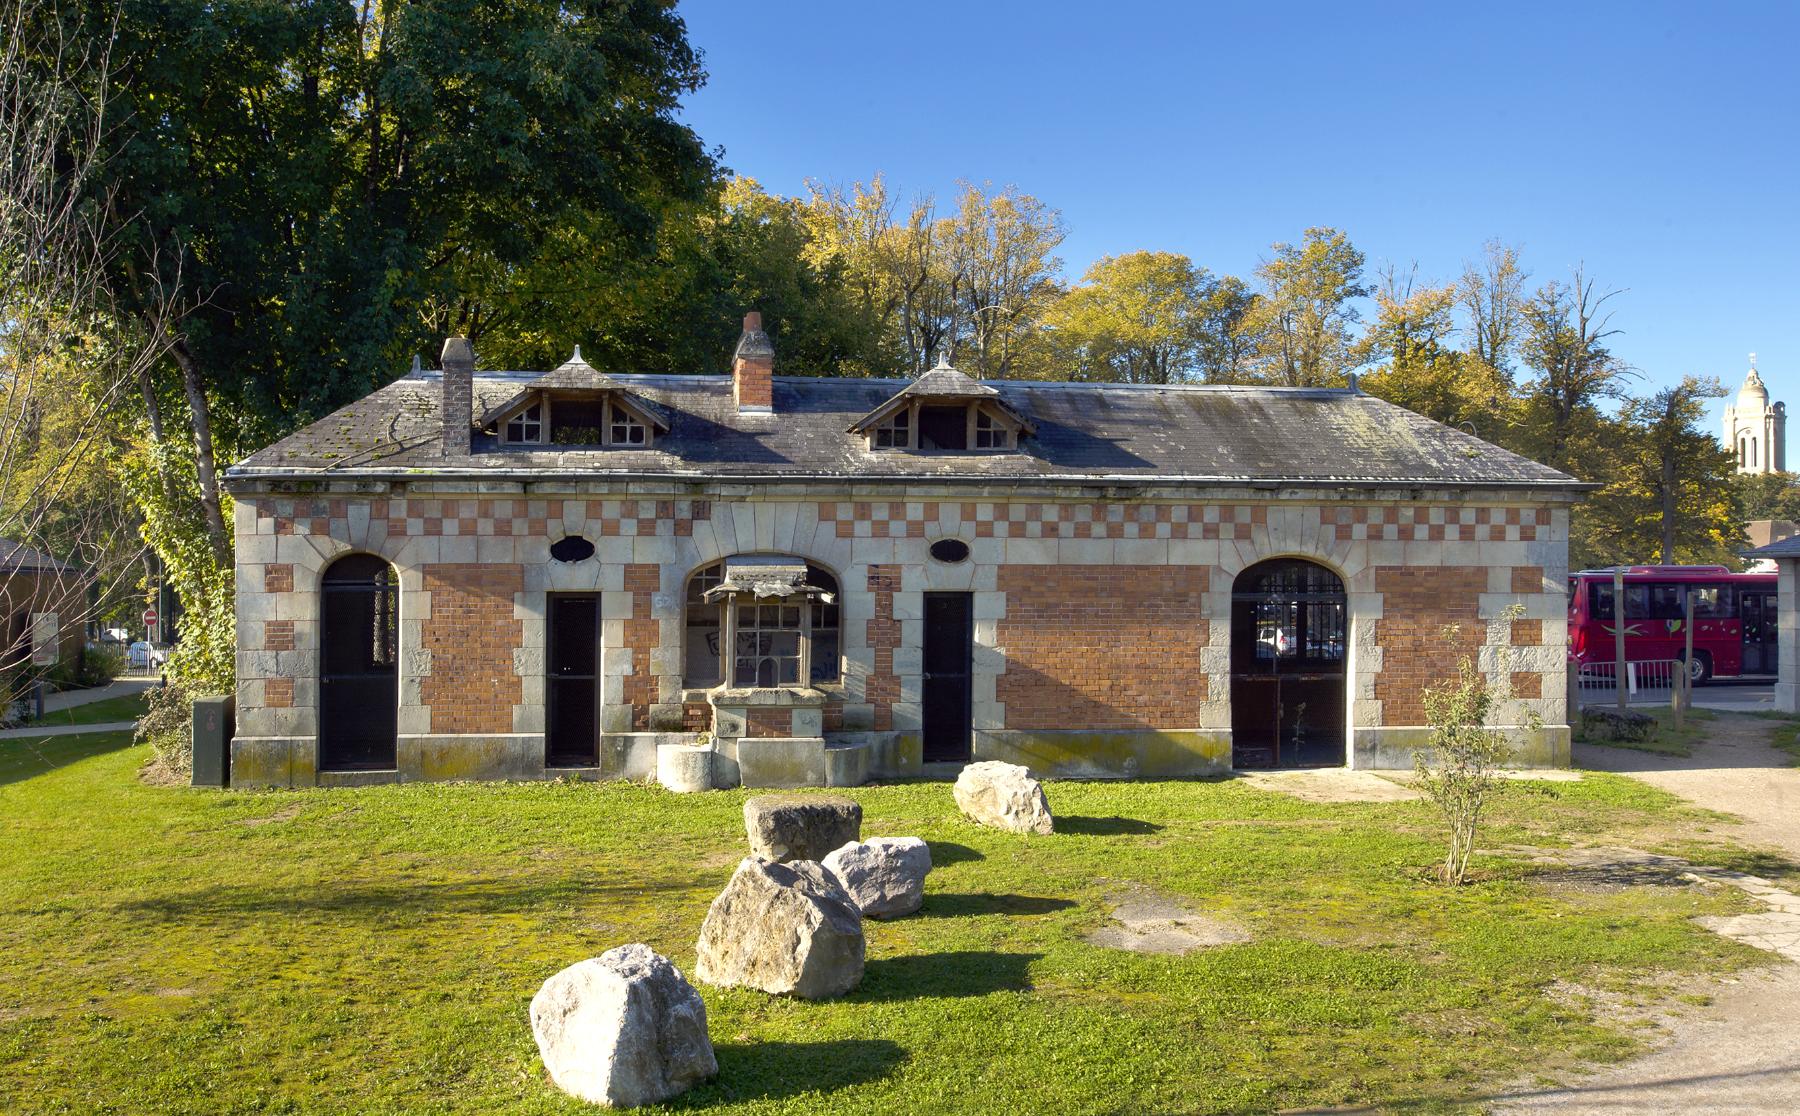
440 336 474 456
732 312 773 414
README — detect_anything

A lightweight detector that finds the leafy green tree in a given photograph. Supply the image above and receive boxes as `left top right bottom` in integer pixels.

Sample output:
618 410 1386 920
1358 265 1512 435
1732 472 1800 523
86 0 717 556
1237 227 1369 386
1037 251 1220 383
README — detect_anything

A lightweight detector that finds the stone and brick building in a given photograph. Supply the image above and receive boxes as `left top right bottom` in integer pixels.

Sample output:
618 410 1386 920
1 539 87 683
224 315 1584 789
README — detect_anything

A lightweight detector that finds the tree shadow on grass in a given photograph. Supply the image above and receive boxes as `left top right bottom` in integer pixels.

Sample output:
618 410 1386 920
0 729 138 788
1056 815 1164 836
924 840 984 866
916 892 1077 918
111 874 714 926
669 1039 907 1107
854 950 1042 1002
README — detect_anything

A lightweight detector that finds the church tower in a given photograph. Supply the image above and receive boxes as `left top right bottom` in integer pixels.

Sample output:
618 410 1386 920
1722 356 1787 474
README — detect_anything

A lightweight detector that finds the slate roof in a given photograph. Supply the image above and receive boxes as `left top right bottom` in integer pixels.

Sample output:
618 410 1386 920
0 538 79 575
228 370 1584 491
1746 534 1800 560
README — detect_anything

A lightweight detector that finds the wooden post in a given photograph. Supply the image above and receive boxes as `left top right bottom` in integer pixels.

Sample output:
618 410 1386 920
1613 568 1628 713
1682 589 1696 715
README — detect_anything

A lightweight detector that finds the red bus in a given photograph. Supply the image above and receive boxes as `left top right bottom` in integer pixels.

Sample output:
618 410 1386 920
1568 565 1780 684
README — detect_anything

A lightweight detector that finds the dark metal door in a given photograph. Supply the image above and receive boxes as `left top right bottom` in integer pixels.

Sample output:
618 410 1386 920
1229 559 1347 769
547 595 600 766
922 592 973 763
319 556 398 771
1742 592 1779 675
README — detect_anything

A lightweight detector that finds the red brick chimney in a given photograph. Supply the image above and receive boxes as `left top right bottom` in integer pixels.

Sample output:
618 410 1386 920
440 336 474 456
732 312 773 414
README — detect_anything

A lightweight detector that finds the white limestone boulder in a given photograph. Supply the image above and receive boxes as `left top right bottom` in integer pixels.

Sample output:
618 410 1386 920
954 761 1054 835
694 857 865 999
529 943 716 1109
742 793 862 862
821 837 932 919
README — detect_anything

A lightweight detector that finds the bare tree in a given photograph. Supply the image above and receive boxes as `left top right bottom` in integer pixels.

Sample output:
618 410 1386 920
1459 240 1527 377
0 0 173 700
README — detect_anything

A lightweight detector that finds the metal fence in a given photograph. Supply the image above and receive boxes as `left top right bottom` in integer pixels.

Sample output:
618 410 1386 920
1570 659 1683 707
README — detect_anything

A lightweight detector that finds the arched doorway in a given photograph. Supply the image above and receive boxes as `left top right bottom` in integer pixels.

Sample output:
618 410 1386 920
319 554 398 771
1230 558 1347 769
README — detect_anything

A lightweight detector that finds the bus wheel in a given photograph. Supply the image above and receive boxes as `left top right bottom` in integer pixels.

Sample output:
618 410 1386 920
1685 651 1713 686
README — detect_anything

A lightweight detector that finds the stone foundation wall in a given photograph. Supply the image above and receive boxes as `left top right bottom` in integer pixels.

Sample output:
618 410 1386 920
228 485 1572 786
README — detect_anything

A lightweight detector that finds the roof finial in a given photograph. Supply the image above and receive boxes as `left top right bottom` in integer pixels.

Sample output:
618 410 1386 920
410 354 421 375
572 344 584 364
935 344 953 370
1750 351 1757 370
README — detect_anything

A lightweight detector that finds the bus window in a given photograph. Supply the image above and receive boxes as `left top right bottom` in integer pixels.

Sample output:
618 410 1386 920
1589 581 1614 621
1691 584 1734 618
1647 583 1686 620
1621 585 1651 620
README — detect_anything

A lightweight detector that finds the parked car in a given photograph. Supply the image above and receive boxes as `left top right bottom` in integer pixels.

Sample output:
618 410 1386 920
127 641 170 670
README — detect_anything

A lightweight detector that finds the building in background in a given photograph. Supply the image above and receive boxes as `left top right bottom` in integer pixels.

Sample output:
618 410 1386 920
1723 359 1787 475
0 539 88 683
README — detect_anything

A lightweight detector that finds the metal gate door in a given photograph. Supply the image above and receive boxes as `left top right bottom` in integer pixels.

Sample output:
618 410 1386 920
922 592 973 763
319 555 398 771
547 595 600 766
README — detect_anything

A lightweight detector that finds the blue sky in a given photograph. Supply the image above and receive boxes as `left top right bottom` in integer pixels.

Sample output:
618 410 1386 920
677 0 1795 431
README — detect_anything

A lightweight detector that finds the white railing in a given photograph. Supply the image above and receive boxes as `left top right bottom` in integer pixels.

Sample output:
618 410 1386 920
1570 659 1683 707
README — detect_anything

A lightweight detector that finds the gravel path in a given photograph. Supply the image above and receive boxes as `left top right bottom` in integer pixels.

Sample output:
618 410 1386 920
1490 714 1800 1115
1576 713 1800 862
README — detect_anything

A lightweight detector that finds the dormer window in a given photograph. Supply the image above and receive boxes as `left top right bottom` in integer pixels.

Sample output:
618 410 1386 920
975 410 1011 449
505 403 544 445
847 355 1034 454
610 405 647 446
873 408 910 450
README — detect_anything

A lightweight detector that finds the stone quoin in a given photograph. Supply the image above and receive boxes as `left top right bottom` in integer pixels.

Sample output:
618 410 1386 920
221 313 1586 788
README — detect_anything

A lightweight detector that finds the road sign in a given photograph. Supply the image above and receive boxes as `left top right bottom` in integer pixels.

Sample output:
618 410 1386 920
143 608 159 627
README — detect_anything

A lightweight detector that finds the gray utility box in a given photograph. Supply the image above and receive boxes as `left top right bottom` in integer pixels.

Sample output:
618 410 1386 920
191 694 235 787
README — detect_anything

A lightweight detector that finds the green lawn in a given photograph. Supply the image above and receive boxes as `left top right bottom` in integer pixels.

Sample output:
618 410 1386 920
27 688 152 727
0 732 1775 1114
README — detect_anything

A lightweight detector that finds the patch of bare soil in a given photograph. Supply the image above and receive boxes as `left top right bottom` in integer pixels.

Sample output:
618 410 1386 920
1491 965 1800 1114
136 756 186 787
1239 769 1423 803
1085 884 1250 955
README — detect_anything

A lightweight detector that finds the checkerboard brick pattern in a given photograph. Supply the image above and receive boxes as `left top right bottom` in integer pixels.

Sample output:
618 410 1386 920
419 564 524 733
263 620 294 651
818 501 1264 540
622 564 660 729
865 565 901 732
263 563 293 593
997 565 1210 730
264 677 294 708
1320 505 1550 542
250 497 711 539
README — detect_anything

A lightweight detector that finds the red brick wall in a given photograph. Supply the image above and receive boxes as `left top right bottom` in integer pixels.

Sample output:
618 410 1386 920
745 708 794 737
996 565 1209 731
263 563 293 593
866 565 900 731
621 564 660 730
1373 566 1488 724
420 564 523 733
264 677 294 708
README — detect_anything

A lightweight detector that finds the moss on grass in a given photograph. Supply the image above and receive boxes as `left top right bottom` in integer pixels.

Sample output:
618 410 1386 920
0 733 1768 1114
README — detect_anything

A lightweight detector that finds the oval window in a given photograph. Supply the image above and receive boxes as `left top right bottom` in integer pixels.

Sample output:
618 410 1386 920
550 536 596 563
929 539 971 564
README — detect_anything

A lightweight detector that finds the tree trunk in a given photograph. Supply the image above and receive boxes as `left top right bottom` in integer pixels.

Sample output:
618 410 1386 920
171 341 232 565
1660 449 1677 564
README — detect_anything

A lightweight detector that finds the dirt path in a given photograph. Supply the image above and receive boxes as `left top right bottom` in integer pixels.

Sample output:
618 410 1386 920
1489 714 1800 1114
1577 713 1800 862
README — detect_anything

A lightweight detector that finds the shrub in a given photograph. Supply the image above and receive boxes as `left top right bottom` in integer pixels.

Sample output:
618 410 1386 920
136 682 193 778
